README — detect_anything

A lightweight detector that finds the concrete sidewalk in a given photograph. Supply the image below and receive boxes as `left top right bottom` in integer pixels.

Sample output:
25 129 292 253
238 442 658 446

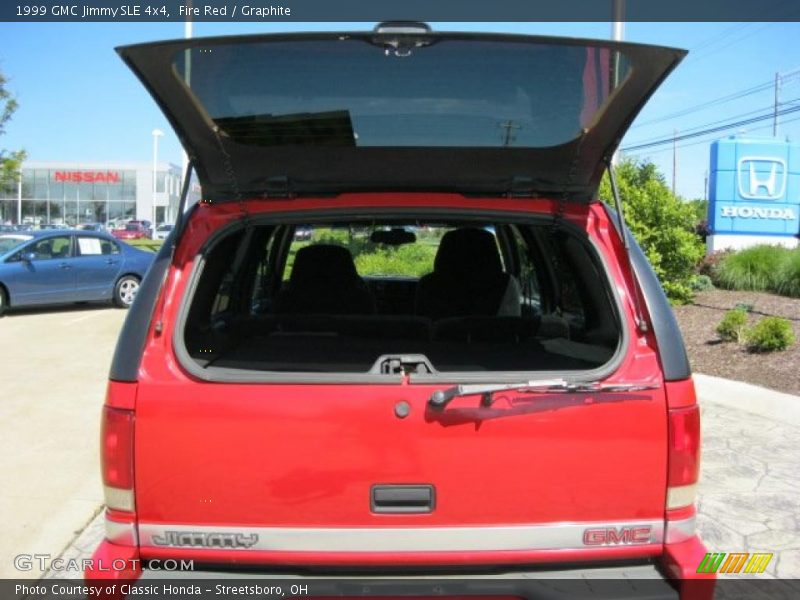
0 306 126 579
694 374 800 579
694 374 800 428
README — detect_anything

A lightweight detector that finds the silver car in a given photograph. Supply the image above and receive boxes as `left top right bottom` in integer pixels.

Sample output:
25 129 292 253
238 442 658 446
153 223 173 241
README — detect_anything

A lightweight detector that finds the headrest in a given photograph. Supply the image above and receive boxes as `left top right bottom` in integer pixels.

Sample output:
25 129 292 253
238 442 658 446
290 244 360 287
434 228 503 278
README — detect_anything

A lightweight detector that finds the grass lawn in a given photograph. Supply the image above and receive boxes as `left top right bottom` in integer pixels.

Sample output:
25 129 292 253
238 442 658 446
125 239 163 253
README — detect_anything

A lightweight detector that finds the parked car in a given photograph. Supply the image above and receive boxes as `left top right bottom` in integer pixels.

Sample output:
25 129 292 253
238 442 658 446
135 220 153 237
293 225 313 241
78 222 107 232
112 221 149 240
39 223 69 230
152 223 173 241
0 230 154 314
88 24 711 597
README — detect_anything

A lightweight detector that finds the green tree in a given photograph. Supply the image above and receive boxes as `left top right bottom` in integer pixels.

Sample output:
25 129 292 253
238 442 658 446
600 158 704 304
686 198 708 223
0 69 25 201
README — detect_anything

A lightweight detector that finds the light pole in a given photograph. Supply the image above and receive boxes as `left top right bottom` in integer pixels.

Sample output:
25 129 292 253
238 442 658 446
16 167 22 225
611 0 625 43
152 128 164 232
182 3 193 189
611 0 625 165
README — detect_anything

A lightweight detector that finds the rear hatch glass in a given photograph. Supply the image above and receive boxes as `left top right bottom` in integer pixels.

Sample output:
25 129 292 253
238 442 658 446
175 40 628 149
118 31 684 198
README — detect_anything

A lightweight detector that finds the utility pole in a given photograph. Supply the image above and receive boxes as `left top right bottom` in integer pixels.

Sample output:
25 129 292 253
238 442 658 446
499 120 520 146
672 129 678 196
704 170 708 202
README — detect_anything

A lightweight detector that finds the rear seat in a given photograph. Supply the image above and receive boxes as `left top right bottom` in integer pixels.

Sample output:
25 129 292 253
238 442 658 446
249 314 433 341
248 314 549 344
432 316 540 343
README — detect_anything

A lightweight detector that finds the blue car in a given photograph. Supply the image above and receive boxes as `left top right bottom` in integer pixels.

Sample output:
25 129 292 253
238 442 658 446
0 230 155 314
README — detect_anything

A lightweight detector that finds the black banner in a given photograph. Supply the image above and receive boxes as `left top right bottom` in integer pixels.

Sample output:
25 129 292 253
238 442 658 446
2 0 800 23
4 578 800 600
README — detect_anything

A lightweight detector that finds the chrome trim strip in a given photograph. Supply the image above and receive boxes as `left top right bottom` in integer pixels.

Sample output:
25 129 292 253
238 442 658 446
138 520 664 553
105 512 138 546
665 516 696 544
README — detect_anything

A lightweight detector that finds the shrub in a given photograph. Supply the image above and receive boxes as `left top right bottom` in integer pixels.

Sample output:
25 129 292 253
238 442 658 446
744 317 796 352
690 275 714 292
734 301 754 313
716 309 748 343
775 249 800 298
697 250 731 279
714 245 790 292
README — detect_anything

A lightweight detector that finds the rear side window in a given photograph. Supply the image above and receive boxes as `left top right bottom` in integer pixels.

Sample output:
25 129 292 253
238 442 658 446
77 237 119 256
181 219 621 378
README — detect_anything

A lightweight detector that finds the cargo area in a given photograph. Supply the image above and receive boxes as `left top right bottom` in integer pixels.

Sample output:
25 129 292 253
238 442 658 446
181 218 622 378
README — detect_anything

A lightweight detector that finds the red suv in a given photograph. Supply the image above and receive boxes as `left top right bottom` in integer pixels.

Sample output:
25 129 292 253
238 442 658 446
90 24 712 598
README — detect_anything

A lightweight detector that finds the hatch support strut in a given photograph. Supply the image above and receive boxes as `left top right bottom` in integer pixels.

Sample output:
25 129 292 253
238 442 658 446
173 160 195 241
607 160 649 334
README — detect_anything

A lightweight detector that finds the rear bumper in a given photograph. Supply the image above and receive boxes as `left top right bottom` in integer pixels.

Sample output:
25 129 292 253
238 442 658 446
86 536 714 600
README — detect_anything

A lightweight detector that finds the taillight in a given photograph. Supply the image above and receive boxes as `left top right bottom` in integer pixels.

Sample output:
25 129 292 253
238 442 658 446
101 405 135 512
667 404 700 509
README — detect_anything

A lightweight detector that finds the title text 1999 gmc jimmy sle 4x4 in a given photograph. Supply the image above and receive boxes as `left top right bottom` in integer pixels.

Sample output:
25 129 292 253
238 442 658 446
87 23 713 599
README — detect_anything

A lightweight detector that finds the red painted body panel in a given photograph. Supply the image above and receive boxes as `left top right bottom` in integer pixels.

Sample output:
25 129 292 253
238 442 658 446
134 380 667 526
85 541 140 581
663 538 716 599
123 195 673 567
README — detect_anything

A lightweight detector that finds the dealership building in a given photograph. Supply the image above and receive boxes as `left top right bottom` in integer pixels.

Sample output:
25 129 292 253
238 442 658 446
0 161 186 227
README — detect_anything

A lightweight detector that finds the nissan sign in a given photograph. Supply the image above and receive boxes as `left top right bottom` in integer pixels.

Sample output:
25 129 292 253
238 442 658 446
53 171 121 184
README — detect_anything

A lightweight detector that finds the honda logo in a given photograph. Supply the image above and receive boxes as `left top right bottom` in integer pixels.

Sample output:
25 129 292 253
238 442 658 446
737 157 787 200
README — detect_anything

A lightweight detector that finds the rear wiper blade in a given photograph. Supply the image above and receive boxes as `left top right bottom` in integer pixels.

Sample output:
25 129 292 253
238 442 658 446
428 379 658 410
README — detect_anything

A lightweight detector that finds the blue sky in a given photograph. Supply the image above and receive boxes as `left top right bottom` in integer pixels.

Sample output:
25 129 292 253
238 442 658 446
1 21 799 199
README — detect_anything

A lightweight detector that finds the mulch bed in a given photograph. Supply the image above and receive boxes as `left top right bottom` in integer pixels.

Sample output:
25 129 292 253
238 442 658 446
672 289 800 396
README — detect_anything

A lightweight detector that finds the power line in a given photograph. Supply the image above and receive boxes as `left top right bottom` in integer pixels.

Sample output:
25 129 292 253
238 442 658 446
680 2 800 66
631 79 774 129
624 113 800 158
688 22 755 53
684 22 778 65
622 104 800 152
628 96 800 147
